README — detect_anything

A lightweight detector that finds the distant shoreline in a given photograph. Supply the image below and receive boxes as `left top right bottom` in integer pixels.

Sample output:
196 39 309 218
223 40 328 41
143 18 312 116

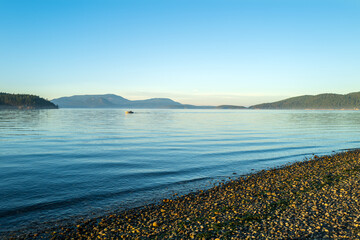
0 106 58 110
51 91 360 109
250 108 360 111
2 106 359 110
5 149 360 239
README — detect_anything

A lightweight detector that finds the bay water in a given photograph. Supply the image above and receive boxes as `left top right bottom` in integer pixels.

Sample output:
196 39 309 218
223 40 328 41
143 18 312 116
1 109 360 233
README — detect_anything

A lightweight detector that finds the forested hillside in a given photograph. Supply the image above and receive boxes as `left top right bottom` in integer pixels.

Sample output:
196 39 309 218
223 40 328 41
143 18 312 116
250 92 360 109
0 93 58 109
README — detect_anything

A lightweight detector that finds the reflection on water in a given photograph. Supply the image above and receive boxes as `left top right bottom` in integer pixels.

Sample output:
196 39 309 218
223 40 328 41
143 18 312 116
0 109 360 233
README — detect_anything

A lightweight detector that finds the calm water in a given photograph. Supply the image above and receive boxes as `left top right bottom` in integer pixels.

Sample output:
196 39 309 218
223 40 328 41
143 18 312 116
1 109 360 233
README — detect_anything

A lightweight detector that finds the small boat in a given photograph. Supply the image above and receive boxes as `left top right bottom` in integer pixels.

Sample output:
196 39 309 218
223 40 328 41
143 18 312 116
125 111 134 114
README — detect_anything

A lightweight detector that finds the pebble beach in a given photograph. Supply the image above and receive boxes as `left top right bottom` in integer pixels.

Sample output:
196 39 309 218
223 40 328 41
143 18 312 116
7 150 360 239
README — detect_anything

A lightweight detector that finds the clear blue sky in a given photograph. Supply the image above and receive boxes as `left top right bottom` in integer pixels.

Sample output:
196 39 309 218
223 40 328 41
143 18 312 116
1 0 359 106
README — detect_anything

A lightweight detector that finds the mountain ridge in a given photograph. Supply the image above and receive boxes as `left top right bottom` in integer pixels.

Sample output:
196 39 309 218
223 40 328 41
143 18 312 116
51 94 214 109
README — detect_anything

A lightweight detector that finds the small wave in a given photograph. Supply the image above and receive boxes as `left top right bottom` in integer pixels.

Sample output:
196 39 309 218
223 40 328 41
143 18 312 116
0 175 213 221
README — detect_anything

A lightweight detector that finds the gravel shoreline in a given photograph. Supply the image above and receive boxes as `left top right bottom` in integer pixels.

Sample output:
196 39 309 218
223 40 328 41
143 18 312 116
7 150 360 239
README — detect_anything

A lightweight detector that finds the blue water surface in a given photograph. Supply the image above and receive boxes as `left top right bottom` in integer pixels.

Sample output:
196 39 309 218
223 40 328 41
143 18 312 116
1 109 360 233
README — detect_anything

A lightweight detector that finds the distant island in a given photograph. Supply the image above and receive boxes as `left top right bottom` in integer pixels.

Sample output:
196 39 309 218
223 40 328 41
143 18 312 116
216 105 247 109
250 92 360 110
0 93 58 109
51 94 220 109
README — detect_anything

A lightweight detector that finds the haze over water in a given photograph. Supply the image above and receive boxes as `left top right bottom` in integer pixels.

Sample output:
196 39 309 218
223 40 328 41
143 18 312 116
1 109 360 233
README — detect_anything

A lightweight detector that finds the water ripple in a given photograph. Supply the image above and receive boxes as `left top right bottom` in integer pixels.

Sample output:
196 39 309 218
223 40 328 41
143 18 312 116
1 109 360 233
